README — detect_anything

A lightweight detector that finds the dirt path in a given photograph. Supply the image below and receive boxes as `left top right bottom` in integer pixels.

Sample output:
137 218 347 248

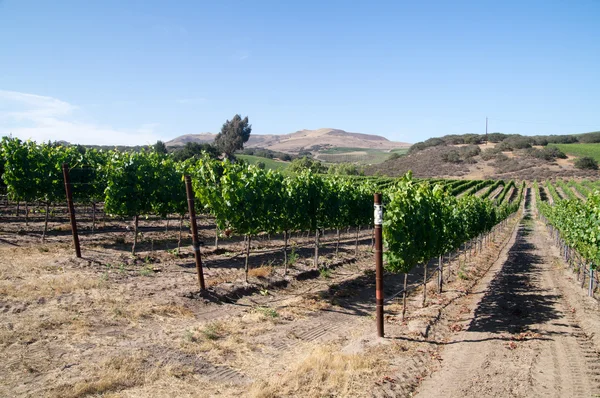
415 190 600 398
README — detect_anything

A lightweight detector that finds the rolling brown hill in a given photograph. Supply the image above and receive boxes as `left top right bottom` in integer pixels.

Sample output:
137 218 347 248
366 143 600 180
166 128 410 153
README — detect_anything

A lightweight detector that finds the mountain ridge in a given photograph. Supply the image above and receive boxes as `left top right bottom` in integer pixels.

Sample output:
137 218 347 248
166 128 411 153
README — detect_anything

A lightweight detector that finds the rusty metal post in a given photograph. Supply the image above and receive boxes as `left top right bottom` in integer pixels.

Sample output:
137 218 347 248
62 163 81 258
185 175 206 291
374 193 384 337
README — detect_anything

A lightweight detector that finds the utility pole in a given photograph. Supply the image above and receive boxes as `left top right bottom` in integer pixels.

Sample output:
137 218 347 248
486 117 488 144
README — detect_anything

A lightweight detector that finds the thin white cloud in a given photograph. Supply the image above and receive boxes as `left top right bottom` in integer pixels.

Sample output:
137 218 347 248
0 90 161 146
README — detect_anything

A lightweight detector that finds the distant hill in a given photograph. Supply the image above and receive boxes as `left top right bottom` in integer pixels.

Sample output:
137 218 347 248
366 131 600 181
166 128 410 153
165 133 216 147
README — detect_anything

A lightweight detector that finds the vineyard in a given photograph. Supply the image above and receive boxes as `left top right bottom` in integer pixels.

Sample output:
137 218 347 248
0 137 524 288
4 138 600 397
535 179 600 297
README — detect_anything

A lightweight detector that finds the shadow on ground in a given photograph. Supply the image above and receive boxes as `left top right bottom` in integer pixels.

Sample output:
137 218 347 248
467 208 563 335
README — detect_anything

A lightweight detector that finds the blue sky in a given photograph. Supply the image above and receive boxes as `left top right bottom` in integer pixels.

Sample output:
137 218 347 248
1 0 599 145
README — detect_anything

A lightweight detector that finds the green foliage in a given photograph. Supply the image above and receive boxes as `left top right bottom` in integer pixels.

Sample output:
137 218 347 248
171 142 220 162
495 180 515 204
442 150 461 163
1 137 522 279
288 156 326 174
153 140 168 154
319 267 332 278
539 191 600 270
104 151 157 217
0 149 5 189
496 136 533 151
255 306 279 318
382 174 514 274
480 147 501 161
1 137 86 204
327 162 364 176
576 131 600 144
187 156 374 241
450 180 484 196
382 174 445 273
545 181 562 203
574 156 598 170
480 180 503 199
408 137 446 154
462 179 494 196
525 146 567 161
287 246 299 265
487 133 509 143
555 180 577 201
388 152 402 161
214 114 252 159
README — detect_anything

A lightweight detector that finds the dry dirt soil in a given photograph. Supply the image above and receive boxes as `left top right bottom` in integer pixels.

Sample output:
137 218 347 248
1 191 599 397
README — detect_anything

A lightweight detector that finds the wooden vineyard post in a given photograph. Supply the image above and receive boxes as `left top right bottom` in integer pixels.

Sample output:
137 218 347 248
62 163 81 258
374 193 384 338
588 264 594 297
438 255 443 293
185 175 206 291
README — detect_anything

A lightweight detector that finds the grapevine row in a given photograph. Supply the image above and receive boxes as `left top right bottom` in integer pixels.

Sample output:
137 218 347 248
537 182 600 271
1 138 523 284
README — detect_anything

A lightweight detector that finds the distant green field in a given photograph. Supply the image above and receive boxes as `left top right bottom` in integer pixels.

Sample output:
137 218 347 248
320 147 381 154
316 147 409 164
549 143 600 162
237 154 290 171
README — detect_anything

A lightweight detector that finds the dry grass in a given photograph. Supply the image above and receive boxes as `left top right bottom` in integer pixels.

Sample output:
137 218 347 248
276 295 332 320
205 272 235 287
0 273 101 299
0 306 92 347
248 265 273 278
248 345 384 397
0 247 101 299
127 302 195 320
53 223 73 232
50 354 149 398
179 313 276 366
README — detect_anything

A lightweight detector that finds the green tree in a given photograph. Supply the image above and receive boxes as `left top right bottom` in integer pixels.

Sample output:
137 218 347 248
172 142 219 162
154 140 168 154
214 114 252 159
288 157 326 174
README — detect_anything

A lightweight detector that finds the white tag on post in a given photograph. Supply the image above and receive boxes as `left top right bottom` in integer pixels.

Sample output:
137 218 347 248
374 204 383 225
